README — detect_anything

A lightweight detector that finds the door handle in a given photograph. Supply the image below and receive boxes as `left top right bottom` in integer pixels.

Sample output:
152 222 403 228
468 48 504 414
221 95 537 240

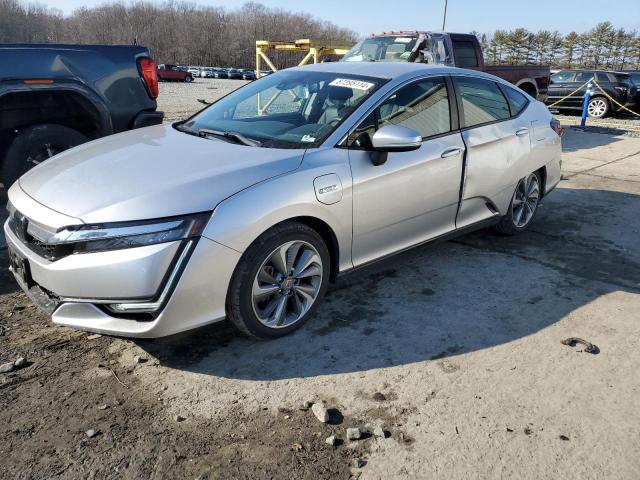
441 147 463 158
515 128 529 137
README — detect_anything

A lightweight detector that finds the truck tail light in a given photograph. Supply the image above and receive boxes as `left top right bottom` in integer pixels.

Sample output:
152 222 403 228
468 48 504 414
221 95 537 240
139 58 159 99
550 118 564 137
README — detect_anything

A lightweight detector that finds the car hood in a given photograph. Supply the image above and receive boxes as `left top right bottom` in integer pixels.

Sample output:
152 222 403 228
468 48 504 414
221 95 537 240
18 124 305 224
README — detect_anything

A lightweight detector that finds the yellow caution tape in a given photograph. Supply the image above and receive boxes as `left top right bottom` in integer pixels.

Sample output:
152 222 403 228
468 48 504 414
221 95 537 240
546 80 591 108
591 78 640 117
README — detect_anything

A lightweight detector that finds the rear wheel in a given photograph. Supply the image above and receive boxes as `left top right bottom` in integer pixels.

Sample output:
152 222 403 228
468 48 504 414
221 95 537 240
494 171 542 235
1 124 88 187
587 97 610 118
185 76 193 83
227 221 330 338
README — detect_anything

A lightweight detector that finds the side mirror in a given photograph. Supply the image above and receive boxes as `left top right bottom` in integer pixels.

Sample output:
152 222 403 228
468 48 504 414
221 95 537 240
370 125 422 165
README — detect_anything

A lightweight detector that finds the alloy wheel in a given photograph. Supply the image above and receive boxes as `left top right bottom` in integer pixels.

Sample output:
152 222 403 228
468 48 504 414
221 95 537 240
587 98 607 118
251 241 323 328
511 173 540 228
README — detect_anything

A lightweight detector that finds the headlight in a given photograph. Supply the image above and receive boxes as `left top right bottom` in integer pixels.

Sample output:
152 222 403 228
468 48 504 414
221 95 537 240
43 212 210 254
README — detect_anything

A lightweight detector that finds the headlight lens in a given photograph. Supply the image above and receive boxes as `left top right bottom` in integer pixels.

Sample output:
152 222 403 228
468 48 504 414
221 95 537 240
46 212 210 254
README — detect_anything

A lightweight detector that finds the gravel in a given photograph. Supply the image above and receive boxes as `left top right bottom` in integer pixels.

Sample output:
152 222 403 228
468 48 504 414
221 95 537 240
346 428 362 441
158 78 249 123
311 403 330 423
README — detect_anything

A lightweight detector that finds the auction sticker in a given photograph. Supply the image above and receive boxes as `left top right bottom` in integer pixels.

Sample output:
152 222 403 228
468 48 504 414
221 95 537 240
329 78 375 91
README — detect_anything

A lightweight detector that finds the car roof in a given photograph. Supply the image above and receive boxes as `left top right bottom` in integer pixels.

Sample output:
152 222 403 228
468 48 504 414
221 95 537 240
289 61 492 81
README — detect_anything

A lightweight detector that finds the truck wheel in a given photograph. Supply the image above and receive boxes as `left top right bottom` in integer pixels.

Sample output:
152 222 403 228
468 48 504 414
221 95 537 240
185 76 193 83
587 97 610 118
1 124 88 187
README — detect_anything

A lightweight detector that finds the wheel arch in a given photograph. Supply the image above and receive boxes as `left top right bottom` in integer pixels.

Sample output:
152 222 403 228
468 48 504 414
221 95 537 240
515 78 538 99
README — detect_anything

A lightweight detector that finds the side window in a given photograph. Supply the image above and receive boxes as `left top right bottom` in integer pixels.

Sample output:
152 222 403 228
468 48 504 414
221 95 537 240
452 41 479 67
574 72 594 82
378 77 451 137
348 77 451 148
551 71 575 83
596 72 610 82
455 77 510 127
502 85 529 116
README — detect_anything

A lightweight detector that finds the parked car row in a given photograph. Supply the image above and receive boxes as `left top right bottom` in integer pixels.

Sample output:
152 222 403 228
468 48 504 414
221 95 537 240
173 65 273 81
545 69 639 118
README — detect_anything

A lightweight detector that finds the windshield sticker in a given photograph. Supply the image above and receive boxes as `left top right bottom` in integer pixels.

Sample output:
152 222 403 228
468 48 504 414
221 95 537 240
329 78 375 91
301 134 316 143
394 37 413 43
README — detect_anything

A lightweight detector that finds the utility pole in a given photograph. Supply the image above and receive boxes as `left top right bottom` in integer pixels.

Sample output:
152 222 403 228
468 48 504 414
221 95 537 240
442 0 448 31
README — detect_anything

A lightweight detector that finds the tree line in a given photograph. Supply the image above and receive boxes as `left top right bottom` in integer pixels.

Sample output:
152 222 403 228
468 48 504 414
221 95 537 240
1 0 639 71
473 22 640 70
0 0 357 68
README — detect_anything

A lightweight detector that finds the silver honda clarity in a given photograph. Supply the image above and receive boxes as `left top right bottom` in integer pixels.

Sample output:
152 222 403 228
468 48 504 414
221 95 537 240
5 62 562 338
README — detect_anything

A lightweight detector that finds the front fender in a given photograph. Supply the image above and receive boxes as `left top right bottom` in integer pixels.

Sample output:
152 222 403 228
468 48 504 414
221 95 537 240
202 148 354 272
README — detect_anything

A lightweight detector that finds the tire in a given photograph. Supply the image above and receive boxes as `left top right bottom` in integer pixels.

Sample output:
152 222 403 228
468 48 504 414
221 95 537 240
587 96 610 118
226 221 330 339
493 171 542 235
185 76 193 83
1 124 88 187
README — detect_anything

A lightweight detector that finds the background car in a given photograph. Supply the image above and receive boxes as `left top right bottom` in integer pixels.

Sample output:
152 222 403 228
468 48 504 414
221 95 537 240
546 69 636 118
226 68 243 79
187 66 201 78
200 68 216 78
157 64 194 83
212 68 228 79
242 69 256 81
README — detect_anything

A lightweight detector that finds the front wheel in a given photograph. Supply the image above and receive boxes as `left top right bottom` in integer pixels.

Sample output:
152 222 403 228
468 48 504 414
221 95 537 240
226 221 330 338
494 171 542 235
587 97 610 118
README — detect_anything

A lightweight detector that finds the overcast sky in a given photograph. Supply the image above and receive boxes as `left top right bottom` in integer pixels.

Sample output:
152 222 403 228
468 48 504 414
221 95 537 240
48 0 640 36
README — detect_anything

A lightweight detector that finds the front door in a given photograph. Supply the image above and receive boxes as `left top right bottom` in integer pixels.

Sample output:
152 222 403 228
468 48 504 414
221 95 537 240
347 76 465 266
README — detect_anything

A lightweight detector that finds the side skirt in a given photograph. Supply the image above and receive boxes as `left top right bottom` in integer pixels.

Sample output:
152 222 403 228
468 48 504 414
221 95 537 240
337 216 501 279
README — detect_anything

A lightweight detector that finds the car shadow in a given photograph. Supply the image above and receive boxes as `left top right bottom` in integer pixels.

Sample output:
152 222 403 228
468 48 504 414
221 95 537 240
139 185 640 380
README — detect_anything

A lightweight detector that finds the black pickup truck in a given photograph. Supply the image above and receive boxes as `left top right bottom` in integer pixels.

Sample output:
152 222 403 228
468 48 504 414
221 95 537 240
0 44 163 186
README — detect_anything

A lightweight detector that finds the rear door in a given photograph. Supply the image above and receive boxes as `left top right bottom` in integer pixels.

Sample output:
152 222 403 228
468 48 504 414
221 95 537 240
347 76 465 266
453 76 532 228
564 71 594 109
548 71 577 107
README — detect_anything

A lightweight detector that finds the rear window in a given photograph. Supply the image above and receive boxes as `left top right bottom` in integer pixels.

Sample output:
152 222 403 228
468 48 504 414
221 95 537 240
502 85 529 116
452 41 479 67
454 77 510 127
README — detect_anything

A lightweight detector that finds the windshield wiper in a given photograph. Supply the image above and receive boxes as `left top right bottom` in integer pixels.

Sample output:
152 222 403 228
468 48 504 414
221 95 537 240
197 128 261 147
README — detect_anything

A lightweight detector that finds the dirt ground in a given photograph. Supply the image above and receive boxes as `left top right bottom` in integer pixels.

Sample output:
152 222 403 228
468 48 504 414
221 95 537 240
1 79 640 479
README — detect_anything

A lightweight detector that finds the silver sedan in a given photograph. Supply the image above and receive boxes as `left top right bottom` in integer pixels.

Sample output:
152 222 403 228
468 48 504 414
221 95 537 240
5 62 562 338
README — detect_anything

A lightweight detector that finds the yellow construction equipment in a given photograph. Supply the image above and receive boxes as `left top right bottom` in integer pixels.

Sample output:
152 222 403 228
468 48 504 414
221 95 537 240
255 39 353 78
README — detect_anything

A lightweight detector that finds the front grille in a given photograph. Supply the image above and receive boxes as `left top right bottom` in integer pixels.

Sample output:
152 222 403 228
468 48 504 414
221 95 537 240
7 209 74 261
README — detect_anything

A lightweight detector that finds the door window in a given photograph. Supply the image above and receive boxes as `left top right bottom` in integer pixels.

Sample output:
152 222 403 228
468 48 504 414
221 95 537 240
550 71 575 83
348 77 451 148
502 85 529 116
454 77 510 127
574 72 595 82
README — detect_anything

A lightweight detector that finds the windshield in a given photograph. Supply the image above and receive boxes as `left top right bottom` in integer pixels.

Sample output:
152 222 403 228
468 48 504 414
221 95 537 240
343 34 451 65
183 70 383 148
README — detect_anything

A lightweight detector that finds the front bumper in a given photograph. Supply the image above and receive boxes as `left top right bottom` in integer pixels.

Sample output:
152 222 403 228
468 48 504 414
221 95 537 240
5 209 242 338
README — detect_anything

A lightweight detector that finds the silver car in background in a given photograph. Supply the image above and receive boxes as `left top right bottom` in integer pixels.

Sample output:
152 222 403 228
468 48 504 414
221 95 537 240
5 62 562 338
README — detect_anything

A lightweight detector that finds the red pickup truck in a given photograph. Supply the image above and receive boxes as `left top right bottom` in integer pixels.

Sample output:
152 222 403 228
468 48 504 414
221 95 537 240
157 64 193 83
342 32 549 101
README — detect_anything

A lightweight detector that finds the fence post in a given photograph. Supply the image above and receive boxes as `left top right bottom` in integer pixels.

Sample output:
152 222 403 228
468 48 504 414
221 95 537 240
580 81 593 129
